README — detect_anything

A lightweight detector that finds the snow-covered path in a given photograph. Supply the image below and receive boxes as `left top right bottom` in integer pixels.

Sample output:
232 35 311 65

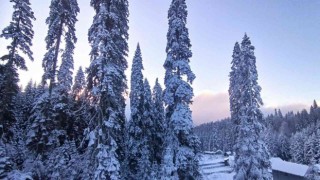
199 153 234 180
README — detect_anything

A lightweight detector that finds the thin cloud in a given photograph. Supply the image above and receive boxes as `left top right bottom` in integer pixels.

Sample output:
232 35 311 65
191 91 230 125
191 91 309 125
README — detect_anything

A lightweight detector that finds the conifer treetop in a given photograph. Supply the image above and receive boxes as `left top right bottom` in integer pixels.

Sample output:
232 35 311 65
72 66 86 96
1 0 36 70
130 43 144 115
42 0 79 93
164 0 195 107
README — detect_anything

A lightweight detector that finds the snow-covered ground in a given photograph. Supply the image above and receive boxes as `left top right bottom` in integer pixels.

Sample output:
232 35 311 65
200 153 320 179
199 153 235 180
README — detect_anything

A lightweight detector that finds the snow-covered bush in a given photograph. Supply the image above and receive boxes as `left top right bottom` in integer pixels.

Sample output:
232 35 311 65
305 164 320 180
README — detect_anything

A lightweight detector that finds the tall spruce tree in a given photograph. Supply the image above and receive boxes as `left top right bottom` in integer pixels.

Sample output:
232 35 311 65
0 64 19 141
163 0 200 178
290 131 305 164
42 0 79 94
232 34 272 180
138 79 154 179
151 78 165 167
304 134 315 165
229 42 241 141
72 66 86 100
309 100 319 126
87 0 129 178
27 0 79 154
9 81 35 171
311 130 320 164
55 22 78 140
127 44 146 179
130 44 144 120
1 0 36 69
0 0 35 141
71 66 88 148
19 80 37 129
57 32 76 95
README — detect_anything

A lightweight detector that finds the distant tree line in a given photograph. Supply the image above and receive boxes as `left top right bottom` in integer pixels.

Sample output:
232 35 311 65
194 118 234 152
195 101 320 166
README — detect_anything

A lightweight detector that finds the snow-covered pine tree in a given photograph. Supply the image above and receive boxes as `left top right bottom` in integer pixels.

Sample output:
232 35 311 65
233 34 272 180
72 66 86 100
0 140 12 179
310 100 319 127
23 80 37 117
27 0 79 155
229 42 241 148
162 146 178 180
57 32 76 97
312 129 320 164
45 140 79 179
42 0 79 94
0 64 19 141
127 44 146 179
290 131 305 164
310 131 320 164
71 66 88 148
87 0 129 178
0 0 36 69
304 133 315 165
129 44 144 119
14 80 34 133
151 78 165 168
26 90 57 154
163 0 200 178
137 79 154 179
278 134 291 161
305 164 320 180
277 109 284 119
55 22 78 140
0 0 35 142
8 82 36 171
299 109 310 130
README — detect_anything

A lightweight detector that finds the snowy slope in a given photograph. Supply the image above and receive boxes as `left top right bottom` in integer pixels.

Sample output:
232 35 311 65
199 153 234 180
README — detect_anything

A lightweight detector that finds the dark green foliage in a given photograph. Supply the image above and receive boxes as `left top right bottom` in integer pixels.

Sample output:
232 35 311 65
0 64 19 141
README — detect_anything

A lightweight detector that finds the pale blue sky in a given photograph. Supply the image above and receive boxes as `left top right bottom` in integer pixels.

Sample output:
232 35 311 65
1 0 320 124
